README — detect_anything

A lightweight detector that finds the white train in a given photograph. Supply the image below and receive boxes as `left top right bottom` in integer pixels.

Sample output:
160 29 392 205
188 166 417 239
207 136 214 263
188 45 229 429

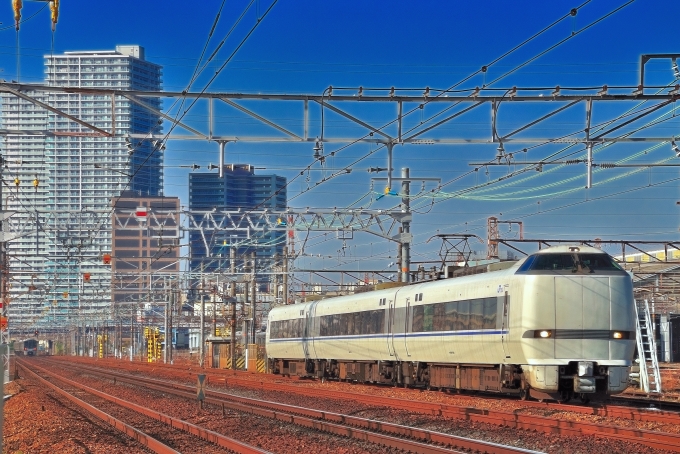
266 245 635 402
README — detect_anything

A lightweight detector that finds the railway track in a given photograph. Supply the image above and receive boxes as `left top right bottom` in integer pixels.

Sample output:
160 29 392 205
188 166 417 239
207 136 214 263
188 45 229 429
121 358 680 426
43 358 543 454
16 359 271 454
55 357 680 453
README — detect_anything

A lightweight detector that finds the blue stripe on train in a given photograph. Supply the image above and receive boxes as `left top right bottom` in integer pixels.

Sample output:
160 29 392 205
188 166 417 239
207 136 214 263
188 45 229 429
269 329 508 343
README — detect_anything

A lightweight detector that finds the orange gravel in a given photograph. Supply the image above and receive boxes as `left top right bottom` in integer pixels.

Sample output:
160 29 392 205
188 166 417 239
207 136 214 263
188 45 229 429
3 371 149 454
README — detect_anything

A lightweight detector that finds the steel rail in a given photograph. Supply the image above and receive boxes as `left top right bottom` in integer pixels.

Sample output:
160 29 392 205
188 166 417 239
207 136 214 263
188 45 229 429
15 359 181 454
114 359 680 425
52 359 540 454
215 376 680 452
87 358 680 452
18 360 271 454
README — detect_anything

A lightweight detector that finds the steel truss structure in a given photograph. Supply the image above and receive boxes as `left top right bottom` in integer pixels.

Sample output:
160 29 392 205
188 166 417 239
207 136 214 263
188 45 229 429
1 82 679 186
3 207 409 326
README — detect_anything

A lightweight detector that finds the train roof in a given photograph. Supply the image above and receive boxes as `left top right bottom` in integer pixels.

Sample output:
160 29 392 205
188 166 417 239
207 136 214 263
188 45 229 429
531 245 609 255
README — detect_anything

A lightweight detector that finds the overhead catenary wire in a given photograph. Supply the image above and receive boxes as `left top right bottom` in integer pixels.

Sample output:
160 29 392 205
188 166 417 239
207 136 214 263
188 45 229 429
243 1 598 211
281 1 635 208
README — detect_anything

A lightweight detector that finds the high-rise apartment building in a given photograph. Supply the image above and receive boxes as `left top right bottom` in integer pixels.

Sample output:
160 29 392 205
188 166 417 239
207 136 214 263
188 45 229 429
188 164 287 274
0 45 163 329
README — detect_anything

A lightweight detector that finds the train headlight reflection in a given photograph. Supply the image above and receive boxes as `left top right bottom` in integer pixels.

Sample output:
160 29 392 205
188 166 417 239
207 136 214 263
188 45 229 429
535 330 552 338
612 331 623 339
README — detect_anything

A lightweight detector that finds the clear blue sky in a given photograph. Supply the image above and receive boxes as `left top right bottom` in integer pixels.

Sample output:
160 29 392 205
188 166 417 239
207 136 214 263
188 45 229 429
1 0 679 274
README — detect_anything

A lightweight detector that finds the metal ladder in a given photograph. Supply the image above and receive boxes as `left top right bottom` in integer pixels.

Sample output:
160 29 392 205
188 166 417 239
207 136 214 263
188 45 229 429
633 299 662 393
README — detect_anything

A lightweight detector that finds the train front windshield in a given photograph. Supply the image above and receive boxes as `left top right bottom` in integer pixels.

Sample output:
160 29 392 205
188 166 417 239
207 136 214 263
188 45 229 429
517 252 624 274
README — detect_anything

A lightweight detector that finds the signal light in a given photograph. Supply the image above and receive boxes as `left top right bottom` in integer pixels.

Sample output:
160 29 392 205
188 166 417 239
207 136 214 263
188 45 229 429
62 292 68 298
102 253 111 265
83 272 91 283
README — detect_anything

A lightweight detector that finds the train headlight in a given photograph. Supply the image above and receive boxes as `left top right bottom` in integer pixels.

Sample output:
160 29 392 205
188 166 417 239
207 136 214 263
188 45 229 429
612 331 623 339
535 330 552 338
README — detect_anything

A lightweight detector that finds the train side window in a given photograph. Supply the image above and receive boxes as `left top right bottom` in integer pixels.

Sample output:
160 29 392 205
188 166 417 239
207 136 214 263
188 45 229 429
456 300 470 331
346 313 355 335
320 315 330 336
443 301 459 331
412 305 424 331
423 304 434 331
483 297 497 329
433 303 446 330
331 315 341 336
470 298 484 330
375 310 386 333
419 293 423 301
352 313 361 335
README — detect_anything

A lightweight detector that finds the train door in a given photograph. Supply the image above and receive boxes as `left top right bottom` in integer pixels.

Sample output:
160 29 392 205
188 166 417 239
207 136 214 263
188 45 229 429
387 300 399 360
303 301 320 360
404 297 412 357
501 291 510 358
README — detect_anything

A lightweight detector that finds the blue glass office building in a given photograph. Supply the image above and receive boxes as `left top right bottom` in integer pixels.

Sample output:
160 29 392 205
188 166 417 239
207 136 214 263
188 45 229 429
189 164 287 273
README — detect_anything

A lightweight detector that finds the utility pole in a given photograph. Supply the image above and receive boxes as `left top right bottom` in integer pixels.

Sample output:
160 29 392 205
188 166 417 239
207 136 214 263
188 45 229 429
283 247 288 304
212 291 217 339
243 275 249 344
401 168 411 283
163 282 168 364
230 246 236 369
372 168 438 285
130 308 134 361
251 251 256 344
169 285 173 364
199 293 205 368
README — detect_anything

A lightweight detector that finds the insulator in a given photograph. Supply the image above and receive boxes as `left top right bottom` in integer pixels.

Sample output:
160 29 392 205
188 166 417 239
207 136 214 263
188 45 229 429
12 0 22 31
50 0 59 31
599 163 616 169
565 159 581 165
